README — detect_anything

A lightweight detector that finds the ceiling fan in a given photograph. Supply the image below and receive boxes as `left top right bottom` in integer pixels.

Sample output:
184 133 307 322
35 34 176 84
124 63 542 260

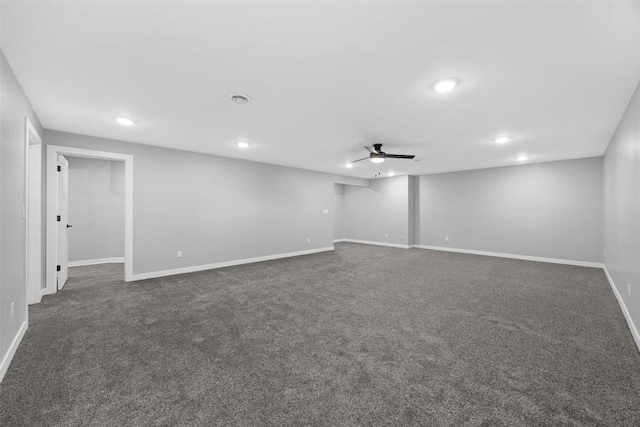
351 144 416 164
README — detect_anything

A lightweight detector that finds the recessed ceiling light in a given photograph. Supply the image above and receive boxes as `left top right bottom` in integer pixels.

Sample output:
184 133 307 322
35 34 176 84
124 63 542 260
388 172 395 177
115 117 134 126
433 78 459 93
516 155 529 162
230 94 250 104
345 163 354 168
494 136 511 144
236 141 250 149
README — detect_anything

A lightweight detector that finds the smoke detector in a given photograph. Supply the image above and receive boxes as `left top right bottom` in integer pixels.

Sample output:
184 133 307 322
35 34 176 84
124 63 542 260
230 94 250 104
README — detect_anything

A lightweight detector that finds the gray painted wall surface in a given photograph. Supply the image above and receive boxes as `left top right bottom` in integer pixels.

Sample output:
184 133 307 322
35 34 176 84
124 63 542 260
343 176 409 246
0 52 43 367
333 184 345 240
603 80 640 336
45 131 366 275
67 158 124 262
418 158 603 263
408 176 417 246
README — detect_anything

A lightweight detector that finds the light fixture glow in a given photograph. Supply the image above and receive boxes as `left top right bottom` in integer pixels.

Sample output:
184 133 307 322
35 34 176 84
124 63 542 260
494 136 510 144
345 163 354 168
236 141 250 149
388 172 395 177
371 157 385 164
433 78 459 93
516 155 529 162
115 117 134 126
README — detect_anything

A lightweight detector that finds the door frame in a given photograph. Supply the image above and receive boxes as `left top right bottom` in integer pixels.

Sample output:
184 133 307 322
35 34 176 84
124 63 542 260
45 145 134 295
24 118 42 304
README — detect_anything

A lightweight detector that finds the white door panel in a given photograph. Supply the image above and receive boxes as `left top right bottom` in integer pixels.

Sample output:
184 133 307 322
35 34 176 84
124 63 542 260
57 155 69 289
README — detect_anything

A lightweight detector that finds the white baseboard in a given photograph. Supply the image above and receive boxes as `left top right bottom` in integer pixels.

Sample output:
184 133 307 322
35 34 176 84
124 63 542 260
0 320 27 383
414 245 604 268
603 266 640 353
130 247 334 281
40 287 55 297
339 239 410 249
68 257 125 267
333 238 347 243
28 291 42 305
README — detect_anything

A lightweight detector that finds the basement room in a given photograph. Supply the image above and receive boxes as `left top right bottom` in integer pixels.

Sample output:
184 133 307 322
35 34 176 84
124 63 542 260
1 1 639 425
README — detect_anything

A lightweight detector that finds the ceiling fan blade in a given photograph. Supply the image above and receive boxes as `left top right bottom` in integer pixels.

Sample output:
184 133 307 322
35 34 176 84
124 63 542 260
350 157 370 163
364 146 375 154
385 154 416 159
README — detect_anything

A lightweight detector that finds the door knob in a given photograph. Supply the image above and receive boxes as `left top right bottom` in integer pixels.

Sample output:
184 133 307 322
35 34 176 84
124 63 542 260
67 224 73 228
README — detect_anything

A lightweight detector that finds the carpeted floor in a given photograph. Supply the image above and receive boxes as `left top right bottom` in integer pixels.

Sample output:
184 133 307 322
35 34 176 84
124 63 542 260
1 243 639 426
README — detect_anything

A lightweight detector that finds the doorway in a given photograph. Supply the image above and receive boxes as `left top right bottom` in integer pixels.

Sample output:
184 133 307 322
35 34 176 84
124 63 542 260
45 146 133 296
64 157 126 280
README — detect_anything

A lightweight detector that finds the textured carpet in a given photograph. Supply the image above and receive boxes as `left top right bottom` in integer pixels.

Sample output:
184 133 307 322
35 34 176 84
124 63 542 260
1 243 640 426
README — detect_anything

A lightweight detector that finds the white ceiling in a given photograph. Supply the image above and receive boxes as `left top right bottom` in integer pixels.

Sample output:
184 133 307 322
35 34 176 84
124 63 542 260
3 1 640 178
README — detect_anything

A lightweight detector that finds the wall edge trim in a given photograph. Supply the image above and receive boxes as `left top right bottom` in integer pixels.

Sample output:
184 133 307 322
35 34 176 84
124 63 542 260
339 239 410 249
414 245 603 268
129 247 335 281
603 266 640 353
68 257 125 267
0 320 27 384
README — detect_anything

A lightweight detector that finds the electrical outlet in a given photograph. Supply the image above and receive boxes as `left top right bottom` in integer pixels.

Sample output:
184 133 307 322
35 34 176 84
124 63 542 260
322 209 329 214
307 238 311 243
177 251 182 258
604 249 607 258
445 236 449 241
628 284 631 297
10 302 14 319
385 233 389 237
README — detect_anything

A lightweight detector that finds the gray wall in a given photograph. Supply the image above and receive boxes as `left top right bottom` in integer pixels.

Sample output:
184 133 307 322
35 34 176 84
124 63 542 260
343 175 410 246
67 157 124 262
333 184 345 240
417 158 603 263
45 130 367 276
408 176 417 247
0 51 43 371
603 80 640 338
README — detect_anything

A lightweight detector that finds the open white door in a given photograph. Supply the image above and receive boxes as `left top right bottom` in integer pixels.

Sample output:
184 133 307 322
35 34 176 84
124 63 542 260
57 154 70 290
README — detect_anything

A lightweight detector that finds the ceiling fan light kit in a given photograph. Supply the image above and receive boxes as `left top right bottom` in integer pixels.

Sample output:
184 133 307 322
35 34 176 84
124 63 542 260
370 154 385 163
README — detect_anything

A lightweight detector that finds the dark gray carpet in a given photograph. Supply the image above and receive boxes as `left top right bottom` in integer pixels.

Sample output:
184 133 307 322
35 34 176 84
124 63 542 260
1 243 639 426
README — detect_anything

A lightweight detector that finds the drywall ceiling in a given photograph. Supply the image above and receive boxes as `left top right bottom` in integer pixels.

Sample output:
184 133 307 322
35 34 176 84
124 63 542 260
2 1 640 178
